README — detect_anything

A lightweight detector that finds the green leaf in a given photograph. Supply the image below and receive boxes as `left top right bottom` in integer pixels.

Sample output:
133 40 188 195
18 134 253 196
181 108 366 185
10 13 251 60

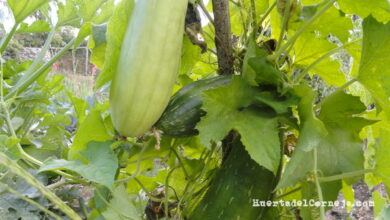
78 0 108 22
16 20 51 33
7 0 50 23
294 33 346 87
196 77 281 173
340 181 354 212
74 23 93 49
95 0 134 89
374 128 390 193
357 16 390 118
39 141 118 190
338 0 390 23
293 85 327 151
245 46 283 86
56 0 82 27
277 91 372 189
92 0 116 24
373 190 387 217
68 109 112 160
66 91 89 124
101 184 141 220
291 4 353 42
180 35 201 75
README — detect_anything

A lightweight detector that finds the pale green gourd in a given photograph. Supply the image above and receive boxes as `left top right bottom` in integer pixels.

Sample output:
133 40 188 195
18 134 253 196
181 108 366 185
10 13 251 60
110 0 188 137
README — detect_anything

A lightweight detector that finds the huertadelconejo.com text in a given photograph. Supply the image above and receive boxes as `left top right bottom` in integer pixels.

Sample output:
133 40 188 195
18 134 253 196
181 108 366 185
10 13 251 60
252 199 374 208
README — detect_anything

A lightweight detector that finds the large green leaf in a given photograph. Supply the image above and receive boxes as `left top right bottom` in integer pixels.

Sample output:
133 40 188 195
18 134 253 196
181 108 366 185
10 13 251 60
7 0 50 23
95 0 134 89
196 77 281 173
277 91 373 189
357 16 390 118
39 141 118 190
338 0 390 23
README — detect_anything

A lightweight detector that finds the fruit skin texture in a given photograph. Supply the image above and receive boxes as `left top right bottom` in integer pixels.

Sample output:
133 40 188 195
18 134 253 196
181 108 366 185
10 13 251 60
155 75 232 137
110 0 188 137
190 136 276 220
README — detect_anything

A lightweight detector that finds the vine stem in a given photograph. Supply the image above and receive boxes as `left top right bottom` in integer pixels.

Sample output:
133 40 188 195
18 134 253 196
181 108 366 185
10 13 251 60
333 78 358 93
250 0 257 32
276 0 292 53
318 169 373 182
0 23 18 53
269 0 337 61
0 152 82 220
164 166 177 218
24 29 56 76
313 148 325 220
294 38 362 82
0 181 62 220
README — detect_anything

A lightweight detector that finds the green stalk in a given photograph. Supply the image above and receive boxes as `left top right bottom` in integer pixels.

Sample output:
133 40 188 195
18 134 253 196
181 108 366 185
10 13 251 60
269 0 337 61
276 0 292 53
318 169 372 182
0 152 82 220
0 24 18 54
313 148 325 220
0 181 62 220
250 0 257 34
24 29 56 75
5 38 75 100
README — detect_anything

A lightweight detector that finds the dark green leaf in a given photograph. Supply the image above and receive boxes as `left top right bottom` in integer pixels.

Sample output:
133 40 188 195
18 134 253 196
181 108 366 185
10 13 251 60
197 77 281 173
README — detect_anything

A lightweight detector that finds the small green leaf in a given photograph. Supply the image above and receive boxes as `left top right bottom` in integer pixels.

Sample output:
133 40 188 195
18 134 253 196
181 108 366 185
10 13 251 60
39 141 118 190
